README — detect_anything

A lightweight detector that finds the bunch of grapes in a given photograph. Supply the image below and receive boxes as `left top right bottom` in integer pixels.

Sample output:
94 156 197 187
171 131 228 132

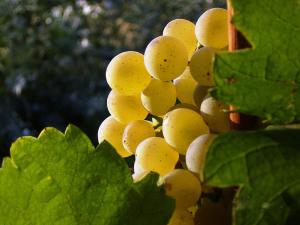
98 8 230 225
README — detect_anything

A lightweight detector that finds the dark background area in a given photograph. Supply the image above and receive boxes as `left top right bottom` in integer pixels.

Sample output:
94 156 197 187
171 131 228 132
0 0 225 161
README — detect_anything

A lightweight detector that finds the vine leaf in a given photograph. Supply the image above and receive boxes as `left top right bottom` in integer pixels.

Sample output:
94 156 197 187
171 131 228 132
204 129 300 225
0 125 174 225
212 0 300 124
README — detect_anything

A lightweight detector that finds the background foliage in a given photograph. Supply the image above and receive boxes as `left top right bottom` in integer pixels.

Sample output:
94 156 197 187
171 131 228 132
0 0 225 160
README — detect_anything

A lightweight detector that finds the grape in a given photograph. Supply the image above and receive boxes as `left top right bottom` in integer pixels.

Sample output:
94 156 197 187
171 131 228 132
122 120 155 154
141 79 177 116
168 103 200 114
132 171 149 183
144 36 188 81
189 47 217 86
135 137 179 176
186 134 216 181
164 169 201 209
163 108 209 155
200 96 230 133
163 19 197 59
107 90 148 124
168 209 194 225
195 8 228 49
177 67 195 80
173 78 198 105
134 160 148 174
193 84 210 108
98 116 132 158
106 51 151 95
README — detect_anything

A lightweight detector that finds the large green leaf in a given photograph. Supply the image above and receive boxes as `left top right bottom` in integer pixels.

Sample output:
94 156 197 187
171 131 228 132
212 0 300 124
204 129 300 225
0 125 174 225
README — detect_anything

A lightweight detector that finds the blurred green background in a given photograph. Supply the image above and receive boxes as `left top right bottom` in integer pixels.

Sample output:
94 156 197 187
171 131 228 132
0 0 225 160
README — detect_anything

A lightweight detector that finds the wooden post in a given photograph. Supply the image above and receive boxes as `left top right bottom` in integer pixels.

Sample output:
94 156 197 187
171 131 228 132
227 0 259 130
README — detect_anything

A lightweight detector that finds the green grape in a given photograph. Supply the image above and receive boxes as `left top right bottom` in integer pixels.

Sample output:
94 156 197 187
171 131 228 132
164 169 201 209
163 19 198 59
163 108 209 155
122 120 155 154
107 90 148 124
173 78 198 105
186 134 216 181
177 67 195 80
195 8 228 49
98 116 132 158
168 209 194 225
144 36 188 81
193 84 210 108
189 47 217 86
135 137 179 176
200 96 230 133
106 51 151 95
141 79 177 116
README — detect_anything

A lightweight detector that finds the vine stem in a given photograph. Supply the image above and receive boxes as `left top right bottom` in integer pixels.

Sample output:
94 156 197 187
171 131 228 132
227 0 259 130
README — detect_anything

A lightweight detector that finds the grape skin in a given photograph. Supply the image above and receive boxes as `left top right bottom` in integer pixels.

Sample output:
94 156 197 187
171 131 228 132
106 51 151 95
98 116 132 158
107 90 148 124
193 84 210 108
177 67 195 80
135 137 179 176
200 96 230 133
186 134 216 181
122 120 155 154
163 19 198 59
144 36 189 81
163 108 209 155
195 8 228 49
164 169 202 209
189 47 217 86
141 79 177 116
168 103 200 115
132 171 149 183
173 78 198 106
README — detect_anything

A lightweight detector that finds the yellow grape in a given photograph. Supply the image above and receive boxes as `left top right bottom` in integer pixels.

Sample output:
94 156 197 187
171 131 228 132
141 79 177 116
168 209 194 225
122 120 155 154
163 19 197 59
135 137 179 176
132 171 149 183
164 169 201 209
200 96 230 133
186 134 216 181
195 8 228 49
168 103 200 114
97 116 132 158
134 160 148 174
144 36 188 81
193 84 210 108
189 47 217 86
106 51 151 95
163 108 209 155
177 67 195 80
107 90 148 124
173 78 198 105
